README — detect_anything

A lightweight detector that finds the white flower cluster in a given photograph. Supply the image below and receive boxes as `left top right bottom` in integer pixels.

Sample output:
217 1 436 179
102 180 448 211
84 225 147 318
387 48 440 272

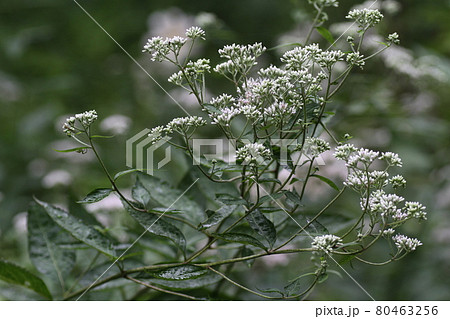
214 43 266 77
346 52 365 69
311 234 343 254
236 143 271 166
185 26 206 40
387 32 400 45
308 0 339 7
379 152 403 167
148 116 207 143
304 137 330 157
62 110 97 136
346 8 384 29
362 190 427 221
143 26 206 62
392 234 422 252
168 58 211 86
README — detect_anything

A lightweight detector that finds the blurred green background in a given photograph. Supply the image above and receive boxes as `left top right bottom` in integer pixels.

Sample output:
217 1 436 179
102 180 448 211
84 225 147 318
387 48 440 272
1 0 449 300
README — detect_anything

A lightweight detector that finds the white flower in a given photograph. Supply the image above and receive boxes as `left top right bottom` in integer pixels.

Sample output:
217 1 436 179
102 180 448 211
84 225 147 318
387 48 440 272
236 143 271 166
381 228 395 237
379 151 402 167
346 9 384 29
304 137 330 157
363 189 404 217
347 148 379 167
347 52 365 68
210 107 241 126
404 201 427 220
168 71 184 86
334 144 358 161
308 0 339 7
63 110 97 136
209 94 235 109
389 175 406 188
142 36 171 62
148 126 165 144
311 234 343 254
387 32 400 45
392 234 422 252
165 116 206 133
185 26 206 40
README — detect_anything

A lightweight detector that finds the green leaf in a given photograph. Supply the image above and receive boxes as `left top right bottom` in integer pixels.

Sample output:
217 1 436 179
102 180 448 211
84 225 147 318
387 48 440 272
284 272 316 296
284 190 302 205
53 146 90 153
246 209 277 248
258 177 282 185
198 205 238 230
259 191 284 204
136 173 203 221
215 193 247 205
316 26 335 45
27 203 76 288
0 260 52 300
310 174 340 191
131 179 152 208
148 271 220 291
34 199 116 258
114 169 139 181
122 201 186 254
149 265 208 281
77 188 113 204
214 232 267 250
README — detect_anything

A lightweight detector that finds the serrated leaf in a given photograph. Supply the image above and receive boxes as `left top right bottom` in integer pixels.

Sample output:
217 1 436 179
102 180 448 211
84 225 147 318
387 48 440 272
215 193 247 205
150 265 208 281
34 199 116 258
122 201 186 254
77 188 113 204
27 203 76 288
148 271 220 291
0 260 52 300
316 26 335 45
284 190 302 205
136 173 203 221
310 174 339 191
198 205 238 230
214 232 267 250
246 209 277 248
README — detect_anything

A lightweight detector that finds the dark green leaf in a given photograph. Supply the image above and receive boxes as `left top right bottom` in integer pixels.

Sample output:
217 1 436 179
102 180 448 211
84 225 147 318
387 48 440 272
215 193 247 205
137 173 203 221
258 178 282 185
310 174 339 191
256 287 284 297
316 26 335 45
198 205 238 230
131 179 152 208
284 277 302 296
122 201 186 253
259 191 284 204
214 232 267 250
34 199 116 258
77 188 113 204
27 203 76 287
148 271 220 291
150 265 208 281
284 191 302 205
0 260 52 300
246 209 277 248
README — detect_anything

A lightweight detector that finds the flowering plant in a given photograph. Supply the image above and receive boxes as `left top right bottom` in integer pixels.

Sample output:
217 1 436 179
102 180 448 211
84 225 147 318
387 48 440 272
11 1 426 301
